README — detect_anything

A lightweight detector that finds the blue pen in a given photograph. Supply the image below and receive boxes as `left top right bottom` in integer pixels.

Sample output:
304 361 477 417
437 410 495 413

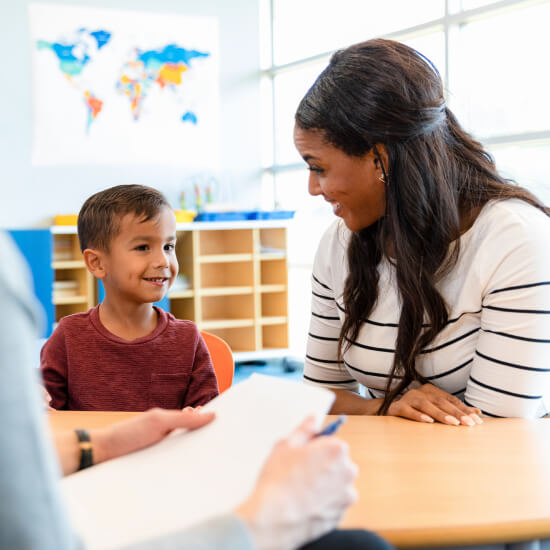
316 415 346 437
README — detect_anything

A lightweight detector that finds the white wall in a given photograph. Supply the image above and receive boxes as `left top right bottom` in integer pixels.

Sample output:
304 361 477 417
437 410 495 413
0 0 262 228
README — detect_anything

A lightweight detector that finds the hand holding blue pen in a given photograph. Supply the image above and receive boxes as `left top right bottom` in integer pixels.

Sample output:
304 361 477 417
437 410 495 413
315 415 346 437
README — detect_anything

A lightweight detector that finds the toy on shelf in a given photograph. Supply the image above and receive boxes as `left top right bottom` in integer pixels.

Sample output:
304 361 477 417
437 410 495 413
194 211 251 222
194 183 203 213
175 189 196 223
205 185 213 205
194 210 295 222
54 214 78 225
248 210 295 220
174 210 196 223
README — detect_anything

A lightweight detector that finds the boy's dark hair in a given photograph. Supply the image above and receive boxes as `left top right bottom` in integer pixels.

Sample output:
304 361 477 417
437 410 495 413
77 184 170 252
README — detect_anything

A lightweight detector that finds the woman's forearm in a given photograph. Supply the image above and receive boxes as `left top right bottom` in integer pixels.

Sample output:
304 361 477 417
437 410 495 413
329 389 383 415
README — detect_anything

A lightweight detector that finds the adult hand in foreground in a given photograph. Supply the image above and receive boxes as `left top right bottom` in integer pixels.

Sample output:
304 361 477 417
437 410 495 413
56 408 215 475
236 416 358 550
388 383 482 426
42 385 54 411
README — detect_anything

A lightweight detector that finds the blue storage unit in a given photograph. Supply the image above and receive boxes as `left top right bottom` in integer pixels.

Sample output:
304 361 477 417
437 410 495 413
194 211 253 221
8 229 55 338
247 210 295 220
194 210 295 222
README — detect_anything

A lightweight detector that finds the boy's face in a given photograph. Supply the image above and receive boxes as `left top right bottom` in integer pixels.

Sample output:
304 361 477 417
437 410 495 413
100 207 178 305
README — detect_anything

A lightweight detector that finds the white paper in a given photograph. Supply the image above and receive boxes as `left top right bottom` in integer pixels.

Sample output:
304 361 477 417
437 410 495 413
61 374 335 550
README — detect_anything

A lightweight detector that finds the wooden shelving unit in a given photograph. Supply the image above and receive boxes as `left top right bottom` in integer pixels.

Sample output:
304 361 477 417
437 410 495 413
50 220 290 358
169 220 290 357
51 229 96 325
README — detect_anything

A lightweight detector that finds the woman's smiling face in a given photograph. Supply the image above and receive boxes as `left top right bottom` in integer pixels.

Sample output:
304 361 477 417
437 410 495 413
293 125 387 232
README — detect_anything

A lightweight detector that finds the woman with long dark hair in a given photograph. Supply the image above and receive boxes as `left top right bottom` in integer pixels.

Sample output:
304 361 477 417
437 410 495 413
296 39 550 423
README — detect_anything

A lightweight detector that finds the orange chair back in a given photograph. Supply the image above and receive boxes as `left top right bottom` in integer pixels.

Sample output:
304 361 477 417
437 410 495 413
200 331 234 393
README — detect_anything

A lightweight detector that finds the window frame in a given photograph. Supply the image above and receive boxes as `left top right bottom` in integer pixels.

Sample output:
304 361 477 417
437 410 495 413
262 0 550 207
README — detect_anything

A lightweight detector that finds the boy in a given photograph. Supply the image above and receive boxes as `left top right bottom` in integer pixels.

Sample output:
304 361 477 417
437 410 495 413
41 185 219 410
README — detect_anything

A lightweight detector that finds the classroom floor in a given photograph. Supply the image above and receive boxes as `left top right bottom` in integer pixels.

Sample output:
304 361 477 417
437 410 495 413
233 358 304 385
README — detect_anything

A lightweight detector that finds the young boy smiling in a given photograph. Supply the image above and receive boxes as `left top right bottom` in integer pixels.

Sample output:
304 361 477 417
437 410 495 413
41 185 219 410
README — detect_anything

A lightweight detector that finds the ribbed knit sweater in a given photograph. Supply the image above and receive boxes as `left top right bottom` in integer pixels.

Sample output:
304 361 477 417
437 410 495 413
41 305 219 411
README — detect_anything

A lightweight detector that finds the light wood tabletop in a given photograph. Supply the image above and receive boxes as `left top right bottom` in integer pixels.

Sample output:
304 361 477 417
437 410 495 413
49 411 550 548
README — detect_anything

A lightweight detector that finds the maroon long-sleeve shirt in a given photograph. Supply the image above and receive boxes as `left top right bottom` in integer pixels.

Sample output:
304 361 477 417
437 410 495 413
41 305 219 411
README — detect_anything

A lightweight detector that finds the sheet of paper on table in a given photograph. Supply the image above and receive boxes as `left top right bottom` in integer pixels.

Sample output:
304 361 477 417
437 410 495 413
61 373 335 550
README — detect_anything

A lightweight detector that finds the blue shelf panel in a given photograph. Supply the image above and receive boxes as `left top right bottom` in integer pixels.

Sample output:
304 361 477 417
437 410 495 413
8 229 54 338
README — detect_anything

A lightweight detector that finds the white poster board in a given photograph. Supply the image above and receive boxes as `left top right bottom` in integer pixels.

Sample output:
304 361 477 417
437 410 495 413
29 3 219 167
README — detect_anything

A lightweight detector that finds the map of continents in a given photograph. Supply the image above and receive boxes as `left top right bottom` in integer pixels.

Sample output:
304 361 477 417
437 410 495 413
37 29 210 133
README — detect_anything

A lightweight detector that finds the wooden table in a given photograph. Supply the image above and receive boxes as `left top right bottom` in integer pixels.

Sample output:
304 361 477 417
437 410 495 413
49 411 550 548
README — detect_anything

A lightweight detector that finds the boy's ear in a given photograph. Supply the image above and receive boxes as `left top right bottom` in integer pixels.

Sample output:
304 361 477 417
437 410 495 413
83 248 106 279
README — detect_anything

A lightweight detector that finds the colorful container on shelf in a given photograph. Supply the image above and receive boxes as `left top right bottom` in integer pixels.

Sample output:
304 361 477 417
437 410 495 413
54 211 295 225
54 214 78 225
174 210 196 223
248 210 295 220
54 210 294 225
194 211 251 221
194 210 295 222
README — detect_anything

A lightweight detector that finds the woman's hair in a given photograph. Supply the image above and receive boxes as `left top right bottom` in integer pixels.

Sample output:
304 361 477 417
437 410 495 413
295 38 549 414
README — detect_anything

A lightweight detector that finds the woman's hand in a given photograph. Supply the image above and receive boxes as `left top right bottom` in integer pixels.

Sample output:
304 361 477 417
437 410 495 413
236 416 358 550
387 383 483 426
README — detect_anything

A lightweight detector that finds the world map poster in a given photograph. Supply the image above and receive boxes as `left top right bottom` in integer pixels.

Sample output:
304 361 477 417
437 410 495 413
29 4 219 166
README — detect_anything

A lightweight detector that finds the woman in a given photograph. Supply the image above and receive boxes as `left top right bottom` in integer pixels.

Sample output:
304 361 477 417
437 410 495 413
0 231 391 550
295 39 550 423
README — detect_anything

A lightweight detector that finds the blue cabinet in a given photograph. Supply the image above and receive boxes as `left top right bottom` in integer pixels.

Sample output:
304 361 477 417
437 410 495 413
8 229 54 338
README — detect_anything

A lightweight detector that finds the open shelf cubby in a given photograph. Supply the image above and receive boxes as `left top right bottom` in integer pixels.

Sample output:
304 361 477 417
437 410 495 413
50 220 291 357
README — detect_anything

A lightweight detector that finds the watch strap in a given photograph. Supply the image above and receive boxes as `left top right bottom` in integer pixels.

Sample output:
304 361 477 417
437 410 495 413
75 428 93 470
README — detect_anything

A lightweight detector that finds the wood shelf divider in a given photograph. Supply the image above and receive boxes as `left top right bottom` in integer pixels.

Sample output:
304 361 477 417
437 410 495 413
200 319 255 330
199 286 254 297
52 295 89 305
52 260 86 269
168 290 194 299
49 221 290 356
198 253 253 263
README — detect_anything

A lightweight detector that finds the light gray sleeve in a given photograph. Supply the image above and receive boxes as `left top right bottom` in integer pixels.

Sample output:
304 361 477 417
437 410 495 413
120 515 256 550
0 232 256 550
0 233 82 550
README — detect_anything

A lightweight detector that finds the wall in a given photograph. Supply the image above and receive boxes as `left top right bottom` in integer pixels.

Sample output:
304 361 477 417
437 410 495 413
0 0 261 228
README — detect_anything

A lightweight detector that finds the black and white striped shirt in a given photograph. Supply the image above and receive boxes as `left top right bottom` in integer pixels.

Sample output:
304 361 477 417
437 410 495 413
304 199 550 418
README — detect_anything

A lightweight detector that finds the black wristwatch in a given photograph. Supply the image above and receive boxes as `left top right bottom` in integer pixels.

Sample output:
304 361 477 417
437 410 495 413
75 429 93 470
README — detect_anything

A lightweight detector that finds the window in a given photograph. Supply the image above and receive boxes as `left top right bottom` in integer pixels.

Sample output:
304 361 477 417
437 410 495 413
262 0 550 355
272 62 328 166
272 0 445 66
263 0 550 212
448 2 550 138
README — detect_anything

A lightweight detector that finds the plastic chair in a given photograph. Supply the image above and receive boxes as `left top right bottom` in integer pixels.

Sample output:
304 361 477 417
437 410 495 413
200 331 235 393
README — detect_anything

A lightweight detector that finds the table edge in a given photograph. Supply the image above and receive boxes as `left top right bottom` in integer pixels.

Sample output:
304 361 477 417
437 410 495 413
371 518 550 548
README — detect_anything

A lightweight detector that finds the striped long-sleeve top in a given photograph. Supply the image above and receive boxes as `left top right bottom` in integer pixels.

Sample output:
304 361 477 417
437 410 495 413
304 199 550 418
